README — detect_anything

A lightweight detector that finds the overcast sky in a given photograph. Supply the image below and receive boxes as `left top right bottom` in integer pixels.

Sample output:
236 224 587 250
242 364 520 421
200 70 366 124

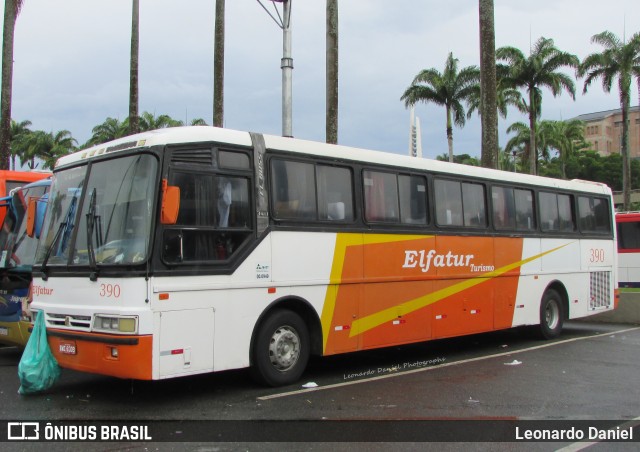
4 0 640 160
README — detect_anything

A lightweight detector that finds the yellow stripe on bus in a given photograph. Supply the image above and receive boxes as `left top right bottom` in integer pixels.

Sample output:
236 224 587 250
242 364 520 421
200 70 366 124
348 243 570 338
320 233 434 351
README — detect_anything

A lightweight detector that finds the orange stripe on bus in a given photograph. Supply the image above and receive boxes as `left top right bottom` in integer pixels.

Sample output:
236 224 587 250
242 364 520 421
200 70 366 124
321 233 572 354
47 330 153 380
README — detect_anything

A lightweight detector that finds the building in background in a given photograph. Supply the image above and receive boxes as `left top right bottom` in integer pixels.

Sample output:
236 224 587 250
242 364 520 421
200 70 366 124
573 106 640 158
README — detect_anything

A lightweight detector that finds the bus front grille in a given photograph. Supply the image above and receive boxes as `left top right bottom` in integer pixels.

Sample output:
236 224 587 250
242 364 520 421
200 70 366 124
46 313 92 331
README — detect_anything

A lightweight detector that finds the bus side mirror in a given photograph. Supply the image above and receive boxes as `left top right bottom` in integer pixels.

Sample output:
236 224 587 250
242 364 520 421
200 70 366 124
161 179 180 225
26 197 38 238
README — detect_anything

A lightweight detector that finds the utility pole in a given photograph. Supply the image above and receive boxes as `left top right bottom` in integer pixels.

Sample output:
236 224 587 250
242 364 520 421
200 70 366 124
257 0 293 137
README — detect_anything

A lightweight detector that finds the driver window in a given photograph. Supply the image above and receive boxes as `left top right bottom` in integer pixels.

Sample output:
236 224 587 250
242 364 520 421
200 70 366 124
163 168 252 264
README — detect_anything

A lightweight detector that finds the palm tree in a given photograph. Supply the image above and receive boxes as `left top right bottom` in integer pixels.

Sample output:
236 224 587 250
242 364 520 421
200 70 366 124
22 130 76 170
504 120 556 170
544 119 588 179
579 31 640 211
138 112 182 130
129 0 140 134
89 117 128 146
497 37 579 175
478 0 497 169
467 70 526 169
213 0 225 127
9 118 31 170
326 0 338 144
1 0 25 169
401 53 479 162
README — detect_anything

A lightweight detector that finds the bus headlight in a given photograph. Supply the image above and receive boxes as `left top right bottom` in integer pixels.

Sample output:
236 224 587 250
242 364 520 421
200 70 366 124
93 315 138 334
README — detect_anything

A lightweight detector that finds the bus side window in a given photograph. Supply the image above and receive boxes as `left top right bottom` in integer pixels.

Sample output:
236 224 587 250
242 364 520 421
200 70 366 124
317 165 353 222
271 160 316 220
434 179 462 226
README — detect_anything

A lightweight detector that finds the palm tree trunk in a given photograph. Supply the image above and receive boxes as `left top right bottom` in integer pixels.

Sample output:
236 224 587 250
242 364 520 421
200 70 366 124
0 0 18 170
621 85 631 210
528 89 537 175
326 0 338 144
213 0 225 127
129 0 140 134
479 0 498 169
446 105 454 162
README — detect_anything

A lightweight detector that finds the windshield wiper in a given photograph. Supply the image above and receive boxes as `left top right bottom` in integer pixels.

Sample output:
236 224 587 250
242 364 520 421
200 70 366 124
86 187 98 280
40 196 77 280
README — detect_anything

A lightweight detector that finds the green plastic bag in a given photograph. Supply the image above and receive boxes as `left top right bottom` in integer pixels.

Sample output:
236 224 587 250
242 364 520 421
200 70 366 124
18 311 61 395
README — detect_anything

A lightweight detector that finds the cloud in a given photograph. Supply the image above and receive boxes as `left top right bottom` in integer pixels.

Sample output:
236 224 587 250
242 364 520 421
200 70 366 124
4 0 640 156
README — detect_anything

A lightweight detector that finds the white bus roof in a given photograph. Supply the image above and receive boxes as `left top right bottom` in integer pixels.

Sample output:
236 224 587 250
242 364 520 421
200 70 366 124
57 126 611 196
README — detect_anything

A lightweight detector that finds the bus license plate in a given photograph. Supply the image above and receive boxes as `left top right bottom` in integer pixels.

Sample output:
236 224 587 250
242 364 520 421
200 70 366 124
0 326 8 336
59 341 77 355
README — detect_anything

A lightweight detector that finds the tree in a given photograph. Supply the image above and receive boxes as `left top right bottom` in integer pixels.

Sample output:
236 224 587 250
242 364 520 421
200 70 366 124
213 0 225 127
401 53 479 162
478 0 498 169
579 31 640 211
9 118 31 170
89 117 128 146
504 120 554 169
467 68 525 169
544 119 589 179
129 0 140 134
326 0 338 144
0 0 25 169
435 153 480 166
497 37 579 175
22 130 76 170
138 112 182 130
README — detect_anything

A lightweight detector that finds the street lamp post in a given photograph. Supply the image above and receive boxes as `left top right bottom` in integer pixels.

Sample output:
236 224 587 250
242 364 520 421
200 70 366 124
257 0 293 138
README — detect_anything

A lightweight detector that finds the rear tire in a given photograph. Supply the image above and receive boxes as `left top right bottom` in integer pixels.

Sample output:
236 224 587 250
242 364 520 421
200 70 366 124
538 289 564 340
250 309 310 387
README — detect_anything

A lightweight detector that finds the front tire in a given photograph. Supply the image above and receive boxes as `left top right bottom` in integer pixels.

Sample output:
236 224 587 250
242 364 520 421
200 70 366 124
538 289 564 340
251 309 310 387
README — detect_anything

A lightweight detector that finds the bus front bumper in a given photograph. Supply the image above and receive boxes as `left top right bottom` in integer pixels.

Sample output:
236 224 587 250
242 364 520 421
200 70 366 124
46 329 153 380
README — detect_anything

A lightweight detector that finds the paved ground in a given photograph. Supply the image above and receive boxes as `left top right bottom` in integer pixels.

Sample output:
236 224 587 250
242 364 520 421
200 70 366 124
0 320 639 451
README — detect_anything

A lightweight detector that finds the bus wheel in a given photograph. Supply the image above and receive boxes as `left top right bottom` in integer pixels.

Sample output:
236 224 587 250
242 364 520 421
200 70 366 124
251 309 310 387
538 289 564 340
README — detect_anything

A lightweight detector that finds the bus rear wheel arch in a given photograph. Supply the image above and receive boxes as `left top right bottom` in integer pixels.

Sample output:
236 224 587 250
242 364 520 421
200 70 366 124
250 308 311 387
538 287 566 340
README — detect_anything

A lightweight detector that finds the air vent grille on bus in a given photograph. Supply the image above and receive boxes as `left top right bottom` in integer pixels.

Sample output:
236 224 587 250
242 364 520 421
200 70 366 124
46 312 92 330
589 271 611 310
171 149 214 166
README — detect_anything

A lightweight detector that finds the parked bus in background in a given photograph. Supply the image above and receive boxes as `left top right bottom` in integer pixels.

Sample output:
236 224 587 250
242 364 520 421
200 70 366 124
0 170 50 225
0 178 51 347
29 127 616 386
615 212 640 289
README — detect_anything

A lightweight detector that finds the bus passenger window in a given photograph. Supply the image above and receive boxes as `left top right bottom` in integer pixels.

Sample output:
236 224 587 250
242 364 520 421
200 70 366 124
462 182 486 227
540 192 574 232
492 186 515 229
578 196 610 233
271 160 316 220
317 165 354 222
435 179 463 226
364 170 399 223
399 175 427 225
514 189 535 230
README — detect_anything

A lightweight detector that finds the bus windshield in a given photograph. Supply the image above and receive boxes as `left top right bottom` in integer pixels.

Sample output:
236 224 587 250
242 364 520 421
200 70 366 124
0 182 49 270
37 154 157 267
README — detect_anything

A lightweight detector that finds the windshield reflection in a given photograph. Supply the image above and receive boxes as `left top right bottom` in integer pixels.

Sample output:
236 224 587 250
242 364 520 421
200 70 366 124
37 154 157 267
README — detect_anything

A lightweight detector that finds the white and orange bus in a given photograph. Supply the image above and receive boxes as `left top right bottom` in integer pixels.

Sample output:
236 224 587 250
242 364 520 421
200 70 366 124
615 212 640 288
30 127 616 386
